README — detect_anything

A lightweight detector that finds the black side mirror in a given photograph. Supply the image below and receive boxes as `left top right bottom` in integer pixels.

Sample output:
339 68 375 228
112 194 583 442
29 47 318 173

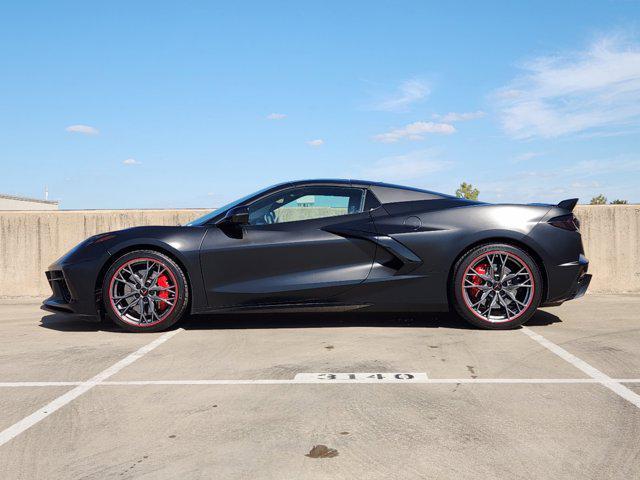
217 206 249 226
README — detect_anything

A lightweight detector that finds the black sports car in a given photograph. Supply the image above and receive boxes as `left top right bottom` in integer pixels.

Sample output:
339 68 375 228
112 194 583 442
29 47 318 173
43 179 591 332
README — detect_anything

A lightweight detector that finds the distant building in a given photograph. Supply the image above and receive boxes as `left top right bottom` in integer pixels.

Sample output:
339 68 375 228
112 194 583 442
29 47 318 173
0 193 59 211
295 195 316 207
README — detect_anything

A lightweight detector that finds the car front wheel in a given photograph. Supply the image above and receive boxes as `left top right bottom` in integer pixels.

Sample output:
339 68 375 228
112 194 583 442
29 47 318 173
452 244 542 329
102 250 189 333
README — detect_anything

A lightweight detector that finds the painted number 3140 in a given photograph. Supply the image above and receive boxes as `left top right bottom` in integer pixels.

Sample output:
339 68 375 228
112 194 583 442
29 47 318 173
294 372 428 382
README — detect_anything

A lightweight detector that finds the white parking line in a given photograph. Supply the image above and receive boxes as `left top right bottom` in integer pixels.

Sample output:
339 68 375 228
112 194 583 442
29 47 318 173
99 378 640 385
2 326 639 447
1 378 640 387
522 327 640 409
0 328 182 448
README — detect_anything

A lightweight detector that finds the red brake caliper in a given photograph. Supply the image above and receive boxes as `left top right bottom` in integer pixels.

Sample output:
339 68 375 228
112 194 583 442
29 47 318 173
470 263 488 298
157 274 170 311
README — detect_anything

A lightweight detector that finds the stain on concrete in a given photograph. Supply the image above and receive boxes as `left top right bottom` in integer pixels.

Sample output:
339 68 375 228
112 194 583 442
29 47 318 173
306 445 339 458
466 365 477 379
594 345 622 353
120 455 149 476
185 403 219 415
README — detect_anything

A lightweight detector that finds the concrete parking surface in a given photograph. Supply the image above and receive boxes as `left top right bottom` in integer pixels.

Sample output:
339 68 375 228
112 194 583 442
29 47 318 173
0 294 639 479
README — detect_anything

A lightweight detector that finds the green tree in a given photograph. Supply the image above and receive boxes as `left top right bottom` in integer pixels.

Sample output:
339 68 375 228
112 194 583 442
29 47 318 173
455 182 479 200
610 199 628 205
590 194 607 205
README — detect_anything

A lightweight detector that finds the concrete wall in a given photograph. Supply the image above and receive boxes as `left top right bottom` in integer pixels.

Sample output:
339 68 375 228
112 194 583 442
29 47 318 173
0 206 637 299
574 205 640 294
0 209 208 299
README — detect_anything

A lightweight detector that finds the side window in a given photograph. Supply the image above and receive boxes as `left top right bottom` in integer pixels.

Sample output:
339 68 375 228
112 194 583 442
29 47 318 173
248 186 365 225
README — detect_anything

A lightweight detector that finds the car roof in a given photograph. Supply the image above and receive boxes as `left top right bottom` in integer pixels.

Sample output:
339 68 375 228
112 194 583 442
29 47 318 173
287 179 452 203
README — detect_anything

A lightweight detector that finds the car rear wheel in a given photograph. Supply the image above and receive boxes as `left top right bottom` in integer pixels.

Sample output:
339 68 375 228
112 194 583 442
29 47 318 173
102 250 189 333
452 244 542 329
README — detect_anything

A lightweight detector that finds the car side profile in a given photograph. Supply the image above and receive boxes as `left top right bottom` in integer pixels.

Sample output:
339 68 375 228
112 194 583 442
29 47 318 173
43 179 591 332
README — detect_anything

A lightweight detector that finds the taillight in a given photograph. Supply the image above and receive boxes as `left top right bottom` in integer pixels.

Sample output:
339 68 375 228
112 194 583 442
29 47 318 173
548 214 580 231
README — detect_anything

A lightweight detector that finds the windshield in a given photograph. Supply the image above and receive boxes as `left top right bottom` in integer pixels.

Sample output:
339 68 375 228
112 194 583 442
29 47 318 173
186 184 284 226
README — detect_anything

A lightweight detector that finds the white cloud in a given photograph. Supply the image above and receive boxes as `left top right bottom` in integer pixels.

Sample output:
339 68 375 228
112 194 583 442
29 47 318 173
566 158 640 176
307 139 324 147
570 181 601 189
512 152 542 163
65 124 99 135
373 121 455 143
433 111 486 122
494 89 522 100
480 156 640 203
505 157 640 180
122 158 141 165
495 34 640 138
371 79 430 112
266 113 287 120
359 150 453 182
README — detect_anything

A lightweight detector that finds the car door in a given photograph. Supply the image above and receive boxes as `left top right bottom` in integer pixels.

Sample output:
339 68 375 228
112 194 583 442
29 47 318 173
199 185 378 308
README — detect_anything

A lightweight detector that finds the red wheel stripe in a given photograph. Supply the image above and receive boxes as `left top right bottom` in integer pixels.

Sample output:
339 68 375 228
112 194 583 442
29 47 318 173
108 257 179 328
461 250 535 323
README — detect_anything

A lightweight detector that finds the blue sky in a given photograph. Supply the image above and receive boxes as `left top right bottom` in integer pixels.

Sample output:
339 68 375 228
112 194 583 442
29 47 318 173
1 1 639 209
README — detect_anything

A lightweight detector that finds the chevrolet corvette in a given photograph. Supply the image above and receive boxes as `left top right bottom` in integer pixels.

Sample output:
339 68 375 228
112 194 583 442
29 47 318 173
43 179 591 332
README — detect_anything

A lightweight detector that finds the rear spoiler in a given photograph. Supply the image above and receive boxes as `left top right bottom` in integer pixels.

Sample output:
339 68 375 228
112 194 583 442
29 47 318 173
557 198 578 212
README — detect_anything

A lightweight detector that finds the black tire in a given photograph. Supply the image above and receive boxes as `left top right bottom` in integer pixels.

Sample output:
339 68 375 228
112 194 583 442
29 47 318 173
452 243 542 330
102 250 189 333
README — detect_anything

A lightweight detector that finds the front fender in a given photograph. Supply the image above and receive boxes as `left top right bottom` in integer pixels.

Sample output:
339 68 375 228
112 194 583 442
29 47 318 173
98 227 208 312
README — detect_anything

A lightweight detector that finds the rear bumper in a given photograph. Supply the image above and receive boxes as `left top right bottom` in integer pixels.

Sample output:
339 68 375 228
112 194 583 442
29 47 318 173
542 254 591 306
570 273 592 300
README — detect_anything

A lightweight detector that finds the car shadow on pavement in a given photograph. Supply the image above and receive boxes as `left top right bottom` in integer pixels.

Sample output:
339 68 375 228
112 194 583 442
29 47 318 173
525 310 563 327
39 309 561 333
40 313 121 332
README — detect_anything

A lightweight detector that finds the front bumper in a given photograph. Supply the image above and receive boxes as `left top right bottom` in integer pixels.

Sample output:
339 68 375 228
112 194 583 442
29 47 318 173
42 269 75 314
42 254 109 318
